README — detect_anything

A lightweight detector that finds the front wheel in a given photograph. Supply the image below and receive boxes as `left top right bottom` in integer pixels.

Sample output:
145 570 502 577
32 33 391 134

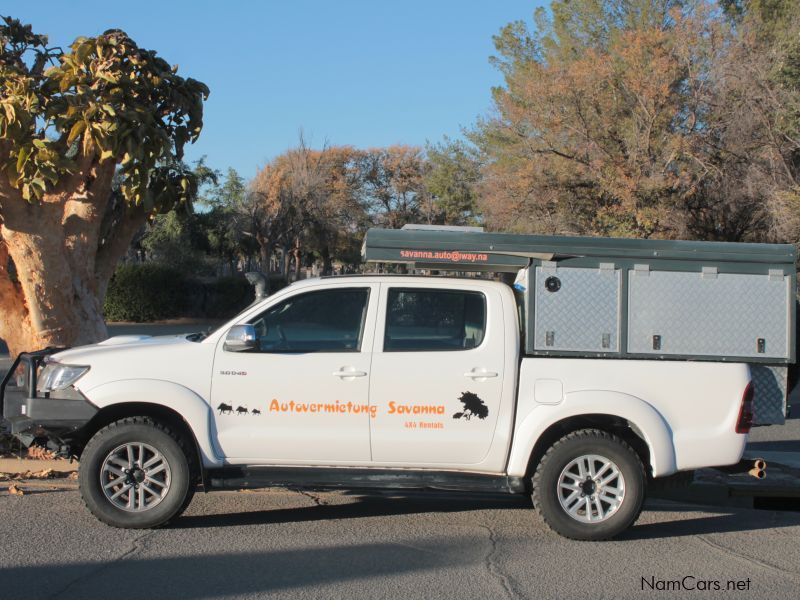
79 417 196 528
532 429 645 540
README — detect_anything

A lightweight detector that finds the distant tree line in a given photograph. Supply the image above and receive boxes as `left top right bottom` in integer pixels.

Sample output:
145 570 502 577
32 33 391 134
2 2 797 352
137 0 800 290
135 136 482 286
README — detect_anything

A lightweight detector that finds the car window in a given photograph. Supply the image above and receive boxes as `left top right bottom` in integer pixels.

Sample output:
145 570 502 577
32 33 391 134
248 288 369 353
384 288 486 351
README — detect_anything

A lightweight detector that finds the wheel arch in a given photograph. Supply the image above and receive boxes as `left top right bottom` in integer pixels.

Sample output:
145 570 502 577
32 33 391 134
78 379 223 471
521 414 651 482
507 391 677 479
77 402 198 467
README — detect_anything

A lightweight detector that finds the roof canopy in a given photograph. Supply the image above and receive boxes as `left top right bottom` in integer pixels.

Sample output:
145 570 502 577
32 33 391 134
362 227 796 272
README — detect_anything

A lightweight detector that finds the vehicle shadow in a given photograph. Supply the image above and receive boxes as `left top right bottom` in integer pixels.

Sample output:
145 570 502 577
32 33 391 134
175 490 800 540
0 538 477 599
621 502 800 540
175 491 532 529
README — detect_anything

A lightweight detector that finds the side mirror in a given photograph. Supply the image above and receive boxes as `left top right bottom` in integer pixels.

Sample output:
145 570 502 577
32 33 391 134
224 324 258 352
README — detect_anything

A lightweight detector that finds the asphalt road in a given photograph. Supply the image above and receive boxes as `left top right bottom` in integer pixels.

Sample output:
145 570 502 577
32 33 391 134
1 483 799 599
2 324 799 598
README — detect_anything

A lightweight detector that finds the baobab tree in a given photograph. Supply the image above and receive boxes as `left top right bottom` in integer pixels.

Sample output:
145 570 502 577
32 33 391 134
0 18 208 356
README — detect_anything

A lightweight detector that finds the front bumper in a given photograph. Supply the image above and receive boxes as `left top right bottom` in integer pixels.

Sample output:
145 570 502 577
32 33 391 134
1 349 97 438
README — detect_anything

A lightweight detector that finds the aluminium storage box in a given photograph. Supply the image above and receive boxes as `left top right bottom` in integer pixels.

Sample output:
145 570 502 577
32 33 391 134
363 227 797 424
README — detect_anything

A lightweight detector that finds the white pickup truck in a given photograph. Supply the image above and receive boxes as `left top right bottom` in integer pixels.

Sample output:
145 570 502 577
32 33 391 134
1 274 755 540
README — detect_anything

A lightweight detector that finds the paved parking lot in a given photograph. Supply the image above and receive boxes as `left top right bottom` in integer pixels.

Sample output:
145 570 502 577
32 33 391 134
2 325 799 598
1 482 799 599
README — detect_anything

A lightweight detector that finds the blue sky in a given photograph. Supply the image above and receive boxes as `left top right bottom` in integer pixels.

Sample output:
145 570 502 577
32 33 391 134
7 1 545 179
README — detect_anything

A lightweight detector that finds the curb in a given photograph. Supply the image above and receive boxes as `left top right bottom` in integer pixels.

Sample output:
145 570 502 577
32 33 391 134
0 458 78 474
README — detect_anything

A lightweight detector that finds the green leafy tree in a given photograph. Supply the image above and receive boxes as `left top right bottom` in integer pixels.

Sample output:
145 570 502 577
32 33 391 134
198 167 259 274
424 137 481 225
0 18 208 355
137 158 219 273
140 210 198 271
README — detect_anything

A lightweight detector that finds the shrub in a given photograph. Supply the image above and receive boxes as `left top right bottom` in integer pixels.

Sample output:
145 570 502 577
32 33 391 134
104 264 190 322
202 277 254 319
103 265 288 322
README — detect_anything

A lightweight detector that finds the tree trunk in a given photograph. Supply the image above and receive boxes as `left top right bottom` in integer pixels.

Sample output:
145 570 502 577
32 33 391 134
292 239 301 282
258 242 272 294
280 245 289 277
321 246 333 276
0 156 145 357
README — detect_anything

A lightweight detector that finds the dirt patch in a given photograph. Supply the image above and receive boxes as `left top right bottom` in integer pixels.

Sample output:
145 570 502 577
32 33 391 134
0 468 77 481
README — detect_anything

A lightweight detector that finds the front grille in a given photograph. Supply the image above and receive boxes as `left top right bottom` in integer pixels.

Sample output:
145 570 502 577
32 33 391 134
1 348 65 419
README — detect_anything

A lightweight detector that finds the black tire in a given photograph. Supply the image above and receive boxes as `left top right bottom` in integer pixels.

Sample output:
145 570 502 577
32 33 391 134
79 417 196 529
532 429 645 541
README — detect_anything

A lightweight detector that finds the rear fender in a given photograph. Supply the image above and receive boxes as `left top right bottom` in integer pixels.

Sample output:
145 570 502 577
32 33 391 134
507 390 677 478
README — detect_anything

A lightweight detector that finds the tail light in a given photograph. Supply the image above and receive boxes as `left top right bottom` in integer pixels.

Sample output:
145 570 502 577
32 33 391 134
736 382 754 434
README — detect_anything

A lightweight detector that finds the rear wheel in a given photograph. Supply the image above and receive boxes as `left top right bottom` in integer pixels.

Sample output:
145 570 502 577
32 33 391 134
532 429 645 540
79 417 196 528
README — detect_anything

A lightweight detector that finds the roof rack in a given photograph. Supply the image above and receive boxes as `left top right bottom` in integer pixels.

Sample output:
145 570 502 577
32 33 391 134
362 227 796 273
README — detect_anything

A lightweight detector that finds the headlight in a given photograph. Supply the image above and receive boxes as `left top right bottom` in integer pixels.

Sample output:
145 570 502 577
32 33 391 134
37 363 90 393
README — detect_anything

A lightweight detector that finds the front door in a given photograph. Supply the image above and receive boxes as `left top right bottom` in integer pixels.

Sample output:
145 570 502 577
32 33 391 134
210 284 377 463
368 284 505 467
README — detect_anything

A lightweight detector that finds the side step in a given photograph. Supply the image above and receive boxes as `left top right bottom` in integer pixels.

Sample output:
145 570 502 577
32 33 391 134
207 466 527 495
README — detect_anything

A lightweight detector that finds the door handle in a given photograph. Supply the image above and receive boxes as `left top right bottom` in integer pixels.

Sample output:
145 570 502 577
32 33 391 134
464 369 498 379
332 369 368 378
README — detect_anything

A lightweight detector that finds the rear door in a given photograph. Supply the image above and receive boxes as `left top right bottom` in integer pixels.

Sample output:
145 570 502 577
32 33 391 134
368 283 506 467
